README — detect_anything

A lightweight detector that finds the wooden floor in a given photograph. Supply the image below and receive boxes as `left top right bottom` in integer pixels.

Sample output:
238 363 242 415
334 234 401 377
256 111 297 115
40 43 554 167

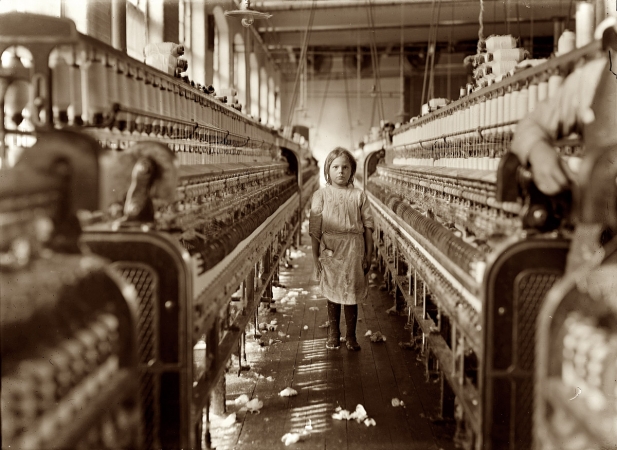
209 225 456 450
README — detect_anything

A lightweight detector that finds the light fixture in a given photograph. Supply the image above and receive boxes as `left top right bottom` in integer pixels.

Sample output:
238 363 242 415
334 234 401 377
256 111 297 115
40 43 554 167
225 0 272 28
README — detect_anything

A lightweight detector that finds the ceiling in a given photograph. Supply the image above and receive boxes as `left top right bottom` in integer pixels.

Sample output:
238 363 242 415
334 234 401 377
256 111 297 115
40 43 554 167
250 0 575 78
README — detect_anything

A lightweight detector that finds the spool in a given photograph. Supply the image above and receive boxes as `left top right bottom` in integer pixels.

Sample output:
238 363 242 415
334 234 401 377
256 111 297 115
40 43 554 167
491 48 526 62
3 50 32 129
68 54 83 126
503 90 511 126
143 71 155 135
489 95 498 130
81 49 108 126
160 80 170 136
478 97 488 127
510 89 519 131
115 61 129 130
548 72 564 98
517 87 529 121
130 66 143 134
538 79 549 102
496 93 504 132
50 48 72 125
576 2 595 48
557 30 576 55
528 83 539 113
485 35 517 52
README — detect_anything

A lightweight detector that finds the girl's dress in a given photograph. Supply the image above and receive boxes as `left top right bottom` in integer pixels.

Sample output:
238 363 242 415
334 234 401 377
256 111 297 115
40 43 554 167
309 184 374 305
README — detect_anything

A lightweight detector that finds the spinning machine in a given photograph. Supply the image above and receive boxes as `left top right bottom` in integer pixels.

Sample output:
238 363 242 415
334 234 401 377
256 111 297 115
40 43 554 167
359 38 606 450
0 129 140 449
0 12 319 449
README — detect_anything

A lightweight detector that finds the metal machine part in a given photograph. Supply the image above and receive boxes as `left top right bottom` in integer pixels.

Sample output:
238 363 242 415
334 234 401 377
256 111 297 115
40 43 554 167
0 126 140 450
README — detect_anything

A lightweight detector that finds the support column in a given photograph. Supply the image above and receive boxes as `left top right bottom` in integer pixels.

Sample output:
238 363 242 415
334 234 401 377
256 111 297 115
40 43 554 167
246 268 255 308
204 400 211 449
210 375 226 416
440 373 456 419
395 285 405 313
195 406 204 450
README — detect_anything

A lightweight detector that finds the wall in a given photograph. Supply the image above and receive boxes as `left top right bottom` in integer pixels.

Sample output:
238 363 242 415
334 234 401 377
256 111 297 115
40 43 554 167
282 75 402 162
281 58 468 163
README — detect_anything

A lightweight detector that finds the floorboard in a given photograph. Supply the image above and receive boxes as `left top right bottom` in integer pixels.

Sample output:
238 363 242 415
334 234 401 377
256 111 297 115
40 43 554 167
209 226 456 450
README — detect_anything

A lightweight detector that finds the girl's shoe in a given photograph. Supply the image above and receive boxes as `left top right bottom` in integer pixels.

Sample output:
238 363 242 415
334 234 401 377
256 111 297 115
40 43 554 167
326 336 341 349
346 338 361 351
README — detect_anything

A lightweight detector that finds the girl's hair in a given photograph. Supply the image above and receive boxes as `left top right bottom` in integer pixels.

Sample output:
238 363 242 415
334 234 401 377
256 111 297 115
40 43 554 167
324 147 357 186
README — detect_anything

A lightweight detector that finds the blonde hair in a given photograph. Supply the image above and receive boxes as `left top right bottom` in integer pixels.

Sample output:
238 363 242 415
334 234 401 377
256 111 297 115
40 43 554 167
323 147 357 186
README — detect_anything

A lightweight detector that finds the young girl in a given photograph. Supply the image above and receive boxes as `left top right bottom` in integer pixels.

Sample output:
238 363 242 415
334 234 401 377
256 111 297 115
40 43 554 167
309 147 374 350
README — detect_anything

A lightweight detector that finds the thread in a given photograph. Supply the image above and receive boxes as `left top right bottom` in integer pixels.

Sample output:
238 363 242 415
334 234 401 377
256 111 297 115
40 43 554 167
485 35 517 52
517 87 529 121
510 89 519 131
548 73 564 98
538 79 548 102
479 97 486 128
50 50 72 123
528 83 538 113
478 0 485 54
491 48 526 62
489 60 518 76
497 93 504 132
143 42 184 58
489 96 498 128
503 91 511 126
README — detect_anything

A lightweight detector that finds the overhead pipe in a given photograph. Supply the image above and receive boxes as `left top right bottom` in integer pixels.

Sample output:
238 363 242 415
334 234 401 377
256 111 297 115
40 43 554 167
258 18 556 34
254 0 476 11
255 0 567 11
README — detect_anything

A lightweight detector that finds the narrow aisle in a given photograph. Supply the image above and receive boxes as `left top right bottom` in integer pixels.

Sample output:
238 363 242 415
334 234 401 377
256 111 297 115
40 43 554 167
210 222 455 450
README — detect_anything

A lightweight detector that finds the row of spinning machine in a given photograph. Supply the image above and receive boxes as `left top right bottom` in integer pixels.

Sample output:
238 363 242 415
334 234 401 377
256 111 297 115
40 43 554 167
0 13 319 450
360 30 617 450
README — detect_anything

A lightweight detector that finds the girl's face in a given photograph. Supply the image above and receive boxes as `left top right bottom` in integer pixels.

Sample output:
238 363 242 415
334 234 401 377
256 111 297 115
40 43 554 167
329 155 352 188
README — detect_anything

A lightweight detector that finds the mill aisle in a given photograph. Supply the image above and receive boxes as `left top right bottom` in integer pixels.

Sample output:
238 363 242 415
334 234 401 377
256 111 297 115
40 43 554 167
208 222 456 450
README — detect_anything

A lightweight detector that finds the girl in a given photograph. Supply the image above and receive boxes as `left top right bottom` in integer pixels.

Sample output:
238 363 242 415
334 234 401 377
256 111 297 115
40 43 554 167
309 147 374 351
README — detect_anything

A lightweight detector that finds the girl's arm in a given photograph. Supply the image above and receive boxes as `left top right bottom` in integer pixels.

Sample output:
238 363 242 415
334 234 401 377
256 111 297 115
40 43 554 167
360 192 375 273
309 190 323 273
363 227 373 274
311 236 321 273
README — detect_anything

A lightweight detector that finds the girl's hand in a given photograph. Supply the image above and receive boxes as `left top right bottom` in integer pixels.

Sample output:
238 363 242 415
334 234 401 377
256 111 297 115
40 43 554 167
362 257 370 275
314 259 322 273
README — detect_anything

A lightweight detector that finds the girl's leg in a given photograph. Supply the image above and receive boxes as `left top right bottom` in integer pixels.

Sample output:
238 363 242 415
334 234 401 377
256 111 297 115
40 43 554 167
326 301 341 349
344 304 361 351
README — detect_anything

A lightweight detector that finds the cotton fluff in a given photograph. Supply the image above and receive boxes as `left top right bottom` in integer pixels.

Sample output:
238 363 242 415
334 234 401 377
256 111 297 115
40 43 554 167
391 398 405 407
281 431 309 446
350 404 368 422
245 398 263 413
278 387 298 397
370 331 386 342
234 394 249 405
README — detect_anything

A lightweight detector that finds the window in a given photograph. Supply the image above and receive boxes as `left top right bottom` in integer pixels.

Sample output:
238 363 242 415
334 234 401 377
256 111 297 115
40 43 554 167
179 0 191 78
127 0 148 61
233 34 247 108
0 0 61 16
212 7 230 90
